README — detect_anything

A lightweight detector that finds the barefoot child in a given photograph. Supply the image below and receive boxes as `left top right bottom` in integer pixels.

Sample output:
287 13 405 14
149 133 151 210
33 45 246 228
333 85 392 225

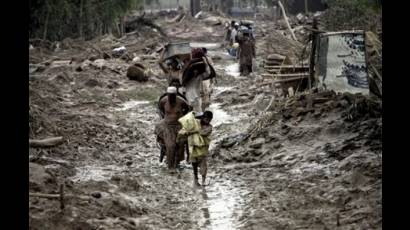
177 111 213 186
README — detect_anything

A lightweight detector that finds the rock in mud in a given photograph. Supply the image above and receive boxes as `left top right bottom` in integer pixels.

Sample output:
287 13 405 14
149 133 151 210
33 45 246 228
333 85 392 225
75 65 83 72
91 192 102 199
112 46 127 57
250 138 266 149
92 59 107 69
220 133 249 148
111 175 121 182
126 64 148 82
79 60 92 71
132 56 142 63
106 197 147 218
266 134 280 142
273 143 283 149
88 55 99 61
107 80 119 89
84 79 101 88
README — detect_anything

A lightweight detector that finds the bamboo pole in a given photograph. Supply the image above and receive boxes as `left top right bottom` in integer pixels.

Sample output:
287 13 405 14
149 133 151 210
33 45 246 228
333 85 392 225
278 1 297 41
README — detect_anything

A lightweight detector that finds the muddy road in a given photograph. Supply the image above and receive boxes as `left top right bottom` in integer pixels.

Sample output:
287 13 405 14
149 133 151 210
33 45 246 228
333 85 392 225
29 13 382 230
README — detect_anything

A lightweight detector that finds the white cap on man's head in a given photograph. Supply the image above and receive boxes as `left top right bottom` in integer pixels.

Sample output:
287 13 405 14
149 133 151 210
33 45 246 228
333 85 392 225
167 86 177 94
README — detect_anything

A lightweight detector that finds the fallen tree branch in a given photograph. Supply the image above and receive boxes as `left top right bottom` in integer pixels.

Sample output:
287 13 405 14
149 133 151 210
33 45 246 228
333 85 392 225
29 136 64 147
29 193 60 199
30 193 91 200
30 193 90 200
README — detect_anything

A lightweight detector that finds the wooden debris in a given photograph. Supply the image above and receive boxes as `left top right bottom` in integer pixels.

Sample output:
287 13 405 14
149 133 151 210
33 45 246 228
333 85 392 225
274 75 308 83
59 184 65 209
29 137 64 148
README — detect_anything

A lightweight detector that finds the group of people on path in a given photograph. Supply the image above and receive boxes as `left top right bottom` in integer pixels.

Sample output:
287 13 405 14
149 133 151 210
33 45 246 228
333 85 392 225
154 20 257 186
155 45 215 186
225 20 256 76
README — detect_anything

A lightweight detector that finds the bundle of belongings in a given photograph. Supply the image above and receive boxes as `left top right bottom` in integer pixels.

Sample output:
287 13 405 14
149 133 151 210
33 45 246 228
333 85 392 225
181 48 216 85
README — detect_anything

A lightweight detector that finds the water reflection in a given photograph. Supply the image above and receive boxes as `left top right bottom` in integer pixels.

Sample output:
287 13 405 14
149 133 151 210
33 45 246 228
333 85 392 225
199 180 243 230
208 103 240 127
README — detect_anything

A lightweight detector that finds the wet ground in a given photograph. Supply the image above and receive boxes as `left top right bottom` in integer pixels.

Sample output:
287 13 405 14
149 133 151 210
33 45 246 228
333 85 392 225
29 13 381 230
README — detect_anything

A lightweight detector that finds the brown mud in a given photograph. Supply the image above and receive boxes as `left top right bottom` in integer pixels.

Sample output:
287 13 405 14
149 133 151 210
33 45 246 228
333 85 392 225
29 12 381 230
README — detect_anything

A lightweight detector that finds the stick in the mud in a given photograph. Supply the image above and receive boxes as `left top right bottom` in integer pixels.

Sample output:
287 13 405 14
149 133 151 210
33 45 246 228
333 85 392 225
59 184 65 210
336 213 340 226
29 136 64 147
29 193 61 199
308 18 319 90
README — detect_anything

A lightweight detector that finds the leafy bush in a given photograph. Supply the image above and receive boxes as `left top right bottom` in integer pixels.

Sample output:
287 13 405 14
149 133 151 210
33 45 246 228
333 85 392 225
29 0 144 41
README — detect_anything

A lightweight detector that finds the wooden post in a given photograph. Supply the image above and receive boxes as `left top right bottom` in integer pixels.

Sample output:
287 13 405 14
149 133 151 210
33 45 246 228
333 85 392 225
305 0 308 14
308 18 319 91
59 184 65 210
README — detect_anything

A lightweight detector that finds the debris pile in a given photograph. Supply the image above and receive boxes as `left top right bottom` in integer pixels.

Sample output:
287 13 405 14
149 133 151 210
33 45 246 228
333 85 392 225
257 26 304 63
220 91 382 160
212 89 381 229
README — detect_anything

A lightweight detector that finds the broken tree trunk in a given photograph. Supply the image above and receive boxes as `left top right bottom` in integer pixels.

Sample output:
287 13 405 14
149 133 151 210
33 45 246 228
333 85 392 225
278 1 297 41
29 136 64 147
308 18 319 90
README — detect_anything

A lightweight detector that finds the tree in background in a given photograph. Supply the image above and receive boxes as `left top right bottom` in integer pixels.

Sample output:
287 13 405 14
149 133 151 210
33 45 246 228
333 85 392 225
29 0 143 41
321 0 381 32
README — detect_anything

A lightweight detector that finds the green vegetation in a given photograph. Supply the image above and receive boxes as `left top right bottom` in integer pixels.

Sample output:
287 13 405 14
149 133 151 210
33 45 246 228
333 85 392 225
29 0 144 41
322 0 382 32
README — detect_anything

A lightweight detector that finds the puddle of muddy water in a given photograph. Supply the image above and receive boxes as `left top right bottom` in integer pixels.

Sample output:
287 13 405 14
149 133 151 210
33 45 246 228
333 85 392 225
114 100 150 111
70 165 125 183
208 103 240 127
225 63 240 77
199 179 244 230
209 50 236 61
190 42 221 50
